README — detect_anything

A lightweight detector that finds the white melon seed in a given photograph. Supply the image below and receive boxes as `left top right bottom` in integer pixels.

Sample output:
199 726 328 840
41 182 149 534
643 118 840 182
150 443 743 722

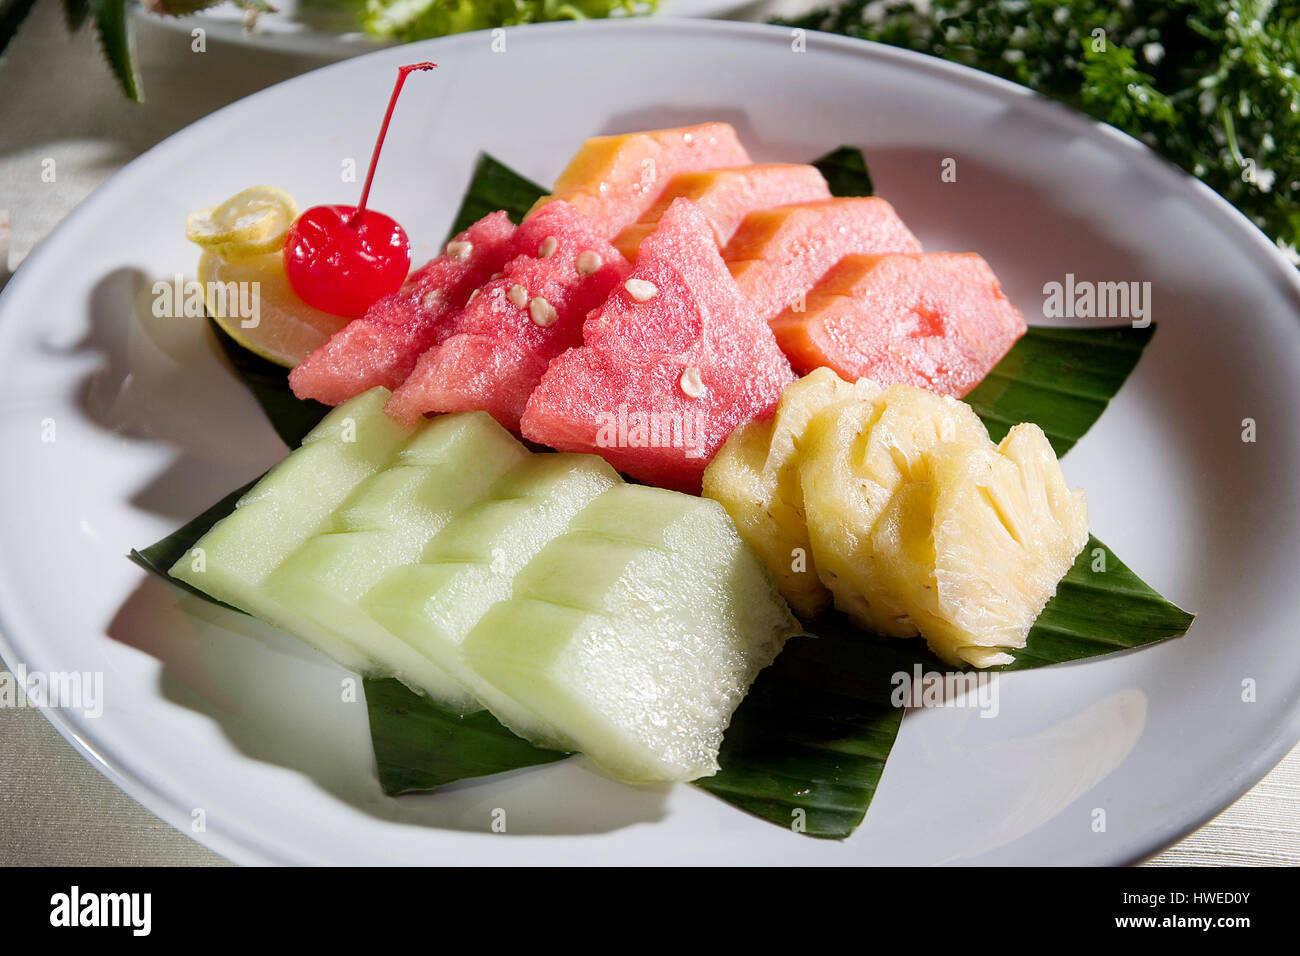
506 284 528 308
625 278 657 302
528 297 558 327
445 241 473 260
421 288 444 310
679 366 705 399
575 250 603 276
467 289 481 304
538 236 558 258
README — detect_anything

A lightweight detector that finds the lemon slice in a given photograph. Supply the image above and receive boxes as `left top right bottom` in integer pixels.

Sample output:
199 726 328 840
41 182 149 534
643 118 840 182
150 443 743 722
186 186 298 259
198 250 350 367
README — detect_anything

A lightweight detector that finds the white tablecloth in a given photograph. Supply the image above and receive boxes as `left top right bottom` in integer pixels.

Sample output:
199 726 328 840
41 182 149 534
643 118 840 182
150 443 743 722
1 1 1297 866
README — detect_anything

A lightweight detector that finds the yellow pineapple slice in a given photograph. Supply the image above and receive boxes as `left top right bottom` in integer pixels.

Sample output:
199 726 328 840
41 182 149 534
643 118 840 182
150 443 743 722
703 368 880 617
799 383 989 635
870 423 1088 666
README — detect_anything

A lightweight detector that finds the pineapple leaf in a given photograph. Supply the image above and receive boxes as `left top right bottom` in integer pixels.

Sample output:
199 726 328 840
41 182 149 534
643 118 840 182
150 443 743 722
91 0 141 103
1 0 41 62
131 149 1190 841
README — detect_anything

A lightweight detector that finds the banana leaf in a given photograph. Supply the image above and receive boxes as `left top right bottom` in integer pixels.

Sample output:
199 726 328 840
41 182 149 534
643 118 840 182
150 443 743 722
446 155 548 240
695 535 1193 837
132 147 1193 840
966 325 1154 457
812 145 875 198
367 678 568 794
209 318 330 448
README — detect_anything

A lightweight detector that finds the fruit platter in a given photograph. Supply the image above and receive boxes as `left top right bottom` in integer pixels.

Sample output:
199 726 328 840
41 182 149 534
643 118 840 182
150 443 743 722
124 58 1200 840
3 22 1298 864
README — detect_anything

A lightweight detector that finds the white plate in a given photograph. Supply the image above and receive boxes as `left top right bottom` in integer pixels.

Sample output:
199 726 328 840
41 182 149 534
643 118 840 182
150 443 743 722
2 20 1299 866
132 0 754 58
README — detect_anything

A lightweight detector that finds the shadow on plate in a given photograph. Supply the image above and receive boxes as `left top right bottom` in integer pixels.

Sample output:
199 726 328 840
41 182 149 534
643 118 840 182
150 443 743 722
107 578 671 838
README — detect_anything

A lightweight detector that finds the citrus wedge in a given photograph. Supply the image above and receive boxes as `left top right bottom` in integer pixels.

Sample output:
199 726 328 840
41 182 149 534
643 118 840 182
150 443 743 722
186 185 298 259
198 250 351 367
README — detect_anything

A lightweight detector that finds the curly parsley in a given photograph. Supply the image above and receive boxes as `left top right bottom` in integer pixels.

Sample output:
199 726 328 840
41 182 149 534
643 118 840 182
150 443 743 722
780 0 1300 262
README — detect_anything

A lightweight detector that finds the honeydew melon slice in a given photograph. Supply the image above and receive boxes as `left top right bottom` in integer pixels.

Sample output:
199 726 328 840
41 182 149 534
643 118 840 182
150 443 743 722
169 387 411 671
361 453 620 744
461 485 800 783
262 412 528 709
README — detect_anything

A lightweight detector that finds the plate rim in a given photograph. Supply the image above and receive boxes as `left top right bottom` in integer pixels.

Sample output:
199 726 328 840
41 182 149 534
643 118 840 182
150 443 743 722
2 17 1299 866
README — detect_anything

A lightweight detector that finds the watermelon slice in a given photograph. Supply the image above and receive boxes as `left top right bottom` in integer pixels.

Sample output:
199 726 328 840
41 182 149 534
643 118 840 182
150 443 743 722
611 163 832 261
521 198 796 493
723 197 922 322
384 201 630 430
288 211 516 406
770 253 1027 397
531 123 752 238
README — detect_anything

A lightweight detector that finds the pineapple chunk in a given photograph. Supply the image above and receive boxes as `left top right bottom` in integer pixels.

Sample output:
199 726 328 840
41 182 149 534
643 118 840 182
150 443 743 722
869 424 1088 666
799 382 988 636
703 368 881 617
711 365 1088 667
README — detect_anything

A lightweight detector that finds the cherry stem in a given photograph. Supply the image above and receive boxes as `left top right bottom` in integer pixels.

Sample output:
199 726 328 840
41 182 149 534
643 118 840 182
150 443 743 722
348 61 438 230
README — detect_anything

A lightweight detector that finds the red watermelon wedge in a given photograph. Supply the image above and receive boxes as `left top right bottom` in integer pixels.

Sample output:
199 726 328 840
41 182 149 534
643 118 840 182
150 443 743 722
521 198 796 493
770 252 1027 396
611 163 832 261
723 197 922 322
531 123 752 238
288 211 516 406
384 201 630 429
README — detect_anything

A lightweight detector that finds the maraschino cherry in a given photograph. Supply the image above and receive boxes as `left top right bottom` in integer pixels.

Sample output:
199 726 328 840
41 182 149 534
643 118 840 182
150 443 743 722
284 62 436 319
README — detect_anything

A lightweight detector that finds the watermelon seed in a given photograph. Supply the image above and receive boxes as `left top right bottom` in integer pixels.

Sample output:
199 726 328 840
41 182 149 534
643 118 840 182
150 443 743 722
680 366 705 398
576 250 603 276
507 284 529 308
467 289 481 303
625 278 657 302
445 240 473 260
528 297 558 327
420 288 444 310
538 236 558 259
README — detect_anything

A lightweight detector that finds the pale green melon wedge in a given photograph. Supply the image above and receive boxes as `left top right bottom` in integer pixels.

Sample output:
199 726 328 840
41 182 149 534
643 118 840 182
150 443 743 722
361 453 620 743
169 388 411 671
262 412 528 709
461 484 800 782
